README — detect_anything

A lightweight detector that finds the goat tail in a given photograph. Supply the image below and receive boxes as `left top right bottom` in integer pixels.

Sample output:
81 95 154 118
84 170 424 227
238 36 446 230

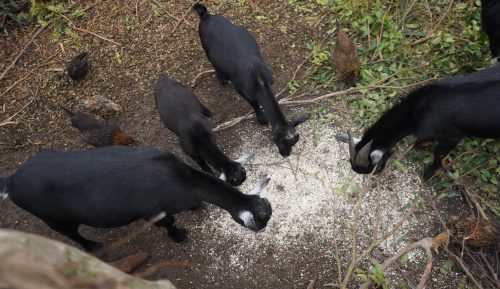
335 18 340 30
58 104 75 117
192 3 208 18
0 176 8 200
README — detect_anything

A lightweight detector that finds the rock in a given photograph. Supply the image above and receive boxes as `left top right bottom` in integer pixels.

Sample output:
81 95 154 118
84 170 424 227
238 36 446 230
0 229 176 289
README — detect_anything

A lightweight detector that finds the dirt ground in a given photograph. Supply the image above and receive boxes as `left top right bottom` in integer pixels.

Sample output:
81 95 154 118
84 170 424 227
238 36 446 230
0 1 498 289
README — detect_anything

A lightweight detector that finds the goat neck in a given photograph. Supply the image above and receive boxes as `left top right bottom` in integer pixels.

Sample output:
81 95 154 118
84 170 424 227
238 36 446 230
190 168 249 210
254 75 288 130
195 134 234 173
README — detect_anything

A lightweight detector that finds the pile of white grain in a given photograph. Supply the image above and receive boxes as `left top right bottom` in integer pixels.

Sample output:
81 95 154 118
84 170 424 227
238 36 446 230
192 120 428 273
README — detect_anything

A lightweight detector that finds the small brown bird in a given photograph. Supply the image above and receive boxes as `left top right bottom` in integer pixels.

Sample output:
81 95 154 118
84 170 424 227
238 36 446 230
432 217 500 250
332 19 360 87
59 105 136 147
67 52 89 81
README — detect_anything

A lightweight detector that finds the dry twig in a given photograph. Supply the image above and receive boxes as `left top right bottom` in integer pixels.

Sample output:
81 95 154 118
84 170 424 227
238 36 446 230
190 69 216 88
281 77 438 105
135 260 201 278
444 247 485 289
93 212 166 257
306 278 317 289
171 5 194 34
359 237 434 289
410 0 455 45
1 52 59 97
213 111 253 132
150 0 181 21
0 97 36 128
276 51 313 99
0 27 44 82
71 26 121 46
424 188 485 289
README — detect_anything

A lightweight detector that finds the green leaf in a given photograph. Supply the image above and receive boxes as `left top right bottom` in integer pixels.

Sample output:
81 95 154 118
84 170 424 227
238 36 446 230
399 254 409 267
393 160 405 172
37 18 48 27
114 51 123 64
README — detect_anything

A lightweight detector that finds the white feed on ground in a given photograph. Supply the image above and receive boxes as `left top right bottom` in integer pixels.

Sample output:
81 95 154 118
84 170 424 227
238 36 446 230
192 120 430 276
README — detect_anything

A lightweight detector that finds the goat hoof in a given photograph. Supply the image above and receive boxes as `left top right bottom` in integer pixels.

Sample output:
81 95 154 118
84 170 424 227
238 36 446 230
256 114 269 125
169 228 188 243
217 79 228 86
422 168 439 181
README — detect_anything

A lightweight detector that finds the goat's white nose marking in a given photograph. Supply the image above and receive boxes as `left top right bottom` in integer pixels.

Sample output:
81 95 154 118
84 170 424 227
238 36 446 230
238 210 255 227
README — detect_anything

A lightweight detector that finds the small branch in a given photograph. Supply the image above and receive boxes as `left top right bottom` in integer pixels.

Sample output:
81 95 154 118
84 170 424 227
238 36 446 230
0 27 44 82
211 75 437 132
443 247 485 289
213 111 253 132
134 260 200 278
332 225 343 286
0 97 36 127
282 77 438 105
425 188 485 289
460 186 488 220
1 52 59 97
93 212 166 257
171 5 193 34
307 279 317 289
275 51 313 99
359 238 434 289
150 0 181 21
135 0 140 18
44 68 65 73
479 250 500 286
190 69 215 88
281 87 359 105
410 0 455 46
71 26 122 46
339 147 417 288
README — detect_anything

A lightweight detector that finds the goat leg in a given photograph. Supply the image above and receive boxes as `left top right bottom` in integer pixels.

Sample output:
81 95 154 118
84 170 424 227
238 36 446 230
423 139 458 181
45 221 103 251
414 138 434 150
215 70 229 86
155 215 187 243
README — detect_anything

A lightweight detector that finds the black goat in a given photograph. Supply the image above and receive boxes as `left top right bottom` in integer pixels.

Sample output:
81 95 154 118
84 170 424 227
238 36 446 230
193 3 310 157
154 75 252 186
481 0 500 65
0 146 272 251
336 65 500 180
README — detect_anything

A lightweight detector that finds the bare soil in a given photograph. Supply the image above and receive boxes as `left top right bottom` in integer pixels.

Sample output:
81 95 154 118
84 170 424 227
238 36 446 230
0 1 497 289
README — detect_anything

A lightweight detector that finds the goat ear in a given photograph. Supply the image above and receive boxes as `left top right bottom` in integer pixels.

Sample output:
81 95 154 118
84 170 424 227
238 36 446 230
291 113 311 127
247 175 271 195
219 172 227 181
235 152 254 165
370 150 384 164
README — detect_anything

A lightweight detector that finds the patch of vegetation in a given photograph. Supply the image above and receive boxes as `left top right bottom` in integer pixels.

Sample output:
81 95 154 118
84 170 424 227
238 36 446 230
356 263 389 289
30 0 86 42
310 105 335 124
1 0 86 42
306 0 499 216
0 0 31 32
